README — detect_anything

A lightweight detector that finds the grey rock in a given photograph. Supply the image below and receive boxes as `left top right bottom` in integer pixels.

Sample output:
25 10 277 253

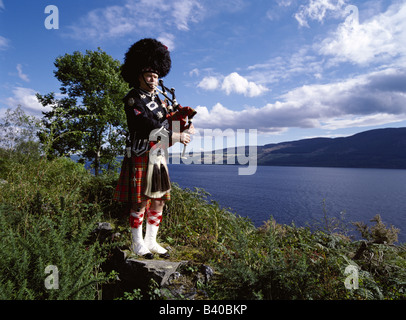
123 258 187 287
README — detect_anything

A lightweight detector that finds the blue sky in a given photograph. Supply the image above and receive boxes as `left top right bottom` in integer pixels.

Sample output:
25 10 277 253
1 0 406 149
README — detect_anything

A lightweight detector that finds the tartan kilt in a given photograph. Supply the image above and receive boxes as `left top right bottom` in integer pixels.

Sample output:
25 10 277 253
113 152 171 204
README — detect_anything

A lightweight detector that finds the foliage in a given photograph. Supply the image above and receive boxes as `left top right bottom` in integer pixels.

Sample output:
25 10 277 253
0 106 42 169
80 169 125 218
0 155 91 214
0 202 106 299
0 146 118 299
353 214 400 245
36 48 129 175
161 184 242 260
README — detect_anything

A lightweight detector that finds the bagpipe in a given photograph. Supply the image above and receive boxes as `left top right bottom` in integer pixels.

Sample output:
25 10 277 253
144 80 197 199
156 80 197 158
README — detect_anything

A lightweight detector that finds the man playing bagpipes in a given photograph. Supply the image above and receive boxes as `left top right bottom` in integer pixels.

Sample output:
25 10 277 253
113 38 195 259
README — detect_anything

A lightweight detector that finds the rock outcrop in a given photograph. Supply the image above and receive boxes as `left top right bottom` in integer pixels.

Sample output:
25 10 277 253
93 222 214 300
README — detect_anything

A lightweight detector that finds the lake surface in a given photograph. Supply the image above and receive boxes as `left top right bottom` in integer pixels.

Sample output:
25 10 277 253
168 164 406 243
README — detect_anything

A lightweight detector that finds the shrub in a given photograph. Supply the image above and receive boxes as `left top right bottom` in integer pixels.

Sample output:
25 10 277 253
0 156 91 215
353 214 400 244
0 154 113 300
0 201 107 300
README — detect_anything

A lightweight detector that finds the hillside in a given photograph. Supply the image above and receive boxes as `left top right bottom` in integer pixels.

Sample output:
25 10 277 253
256 128 406 169
175 127 406 169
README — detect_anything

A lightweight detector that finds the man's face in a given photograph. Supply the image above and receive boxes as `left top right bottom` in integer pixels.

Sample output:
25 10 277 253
139 72 159 91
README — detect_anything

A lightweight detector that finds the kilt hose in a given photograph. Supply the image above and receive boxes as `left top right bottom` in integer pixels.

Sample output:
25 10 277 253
113 152 171 205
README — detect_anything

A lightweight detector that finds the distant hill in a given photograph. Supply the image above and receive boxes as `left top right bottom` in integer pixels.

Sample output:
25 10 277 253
255 128 406 169
170 127 406 169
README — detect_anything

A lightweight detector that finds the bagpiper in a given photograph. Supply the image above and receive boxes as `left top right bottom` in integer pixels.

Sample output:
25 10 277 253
114 38 192 259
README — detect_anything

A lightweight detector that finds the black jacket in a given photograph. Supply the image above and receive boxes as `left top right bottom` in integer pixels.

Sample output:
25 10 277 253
124 88 171 139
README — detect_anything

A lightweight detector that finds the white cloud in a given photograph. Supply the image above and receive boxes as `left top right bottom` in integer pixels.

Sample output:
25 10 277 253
198 72 268 97
193 68 406 133
222 72 269 97
66 0 206 41
295 0 348 27
0 35 9 50
157 33 176 51
4 87 50 117
319 113 404 130
253 2 406 88
198 76 220 90
189 68 199 77
16 64 30 82
172 0 204 31
67 4 133 40
277 0 293 7
247 47 325 86
318 2 406 66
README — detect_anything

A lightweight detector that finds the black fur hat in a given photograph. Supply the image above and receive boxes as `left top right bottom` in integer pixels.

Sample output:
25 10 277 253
121 38 171 87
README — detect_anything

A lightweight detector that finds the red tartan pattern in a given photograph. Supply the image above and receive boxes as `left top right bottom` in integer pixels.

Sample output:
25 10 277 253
113 153 171 204
147 209 163 226
129 210 144 228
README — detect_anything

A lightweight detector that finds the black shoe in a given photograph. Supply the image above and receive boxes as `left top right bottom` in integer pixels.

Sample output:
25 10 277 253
159 252 170 259
143 253 154 259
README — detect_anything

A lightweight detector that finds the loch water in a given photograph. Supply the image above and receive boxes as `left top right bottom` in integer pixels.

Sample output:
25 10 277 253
168 164 406 243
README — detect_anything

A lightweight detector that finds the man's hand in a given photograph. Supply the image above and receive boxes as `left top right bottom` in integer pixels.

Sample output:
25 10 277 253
187 123 196 135
172 131 191 145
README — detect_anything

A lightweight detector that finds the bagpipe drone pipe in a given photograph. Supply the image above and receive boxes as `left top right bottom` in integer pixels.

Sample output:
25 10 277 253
156 80 197 156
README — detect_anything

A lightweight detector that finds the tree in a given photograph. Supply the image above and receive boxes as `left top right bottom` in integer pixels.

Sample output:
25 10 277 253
37 48 128 175
0 106 41 160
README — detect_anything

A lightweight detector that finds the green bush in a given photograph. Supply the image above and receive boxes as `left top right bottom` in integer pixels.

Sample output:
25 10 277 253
0 201 106 299
0 154 113 300
0 156 91 214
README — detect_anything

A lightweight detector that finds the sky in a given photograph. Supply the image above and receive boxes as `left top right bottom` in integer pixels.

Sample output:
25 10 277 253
1 0 406 150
